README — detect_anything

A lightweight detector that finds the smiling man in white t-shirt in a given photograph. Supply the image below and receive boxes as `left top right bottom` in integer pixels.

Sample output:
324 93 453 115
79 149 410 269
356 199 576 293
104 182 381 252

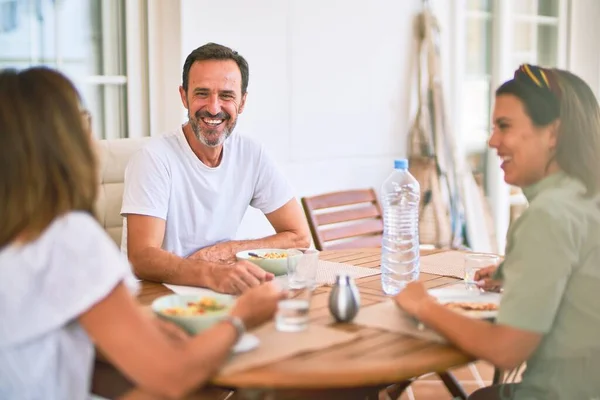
121 43 310 294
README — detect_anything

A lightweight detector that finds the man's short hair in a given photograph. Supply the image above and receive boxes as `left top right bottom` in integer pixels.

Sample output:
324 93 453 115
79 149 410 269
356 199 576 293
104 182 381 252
182 42 249 94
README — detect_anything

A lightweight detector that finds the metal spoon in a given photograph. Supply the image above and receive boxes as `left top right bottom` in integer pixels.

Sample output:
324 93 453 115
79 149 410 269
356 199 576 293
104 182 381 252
248 252 265 259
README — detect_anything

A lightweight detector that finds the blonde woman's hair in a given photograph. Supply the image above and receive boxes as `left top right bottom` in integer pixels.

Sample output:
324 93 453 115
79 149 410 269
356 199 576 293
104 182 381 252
0 67 98 247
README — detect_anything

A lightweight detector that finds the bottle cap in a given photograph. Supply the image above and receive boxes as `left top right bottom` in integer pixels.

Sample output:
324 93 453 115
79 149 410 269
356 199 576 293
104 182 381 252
394 159 409 169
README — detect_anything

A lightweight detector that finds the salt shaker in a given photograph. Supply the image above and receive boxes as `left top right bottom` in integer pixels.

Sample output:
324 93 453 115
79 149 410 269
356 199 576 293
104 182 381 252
328 273 361 322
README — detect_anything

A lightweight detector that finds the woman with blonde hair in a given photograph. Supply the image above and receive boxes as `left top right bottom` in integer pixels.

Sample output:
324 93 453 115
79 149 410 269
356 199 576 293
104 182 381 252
0 67 283 399
396 65 600 399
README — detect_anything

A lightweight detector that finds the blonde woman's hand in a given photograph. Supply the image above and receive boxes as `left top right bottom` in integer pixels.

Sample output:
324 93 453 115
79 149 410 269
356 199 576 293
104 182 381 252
474 265 503 292
230 282 286 330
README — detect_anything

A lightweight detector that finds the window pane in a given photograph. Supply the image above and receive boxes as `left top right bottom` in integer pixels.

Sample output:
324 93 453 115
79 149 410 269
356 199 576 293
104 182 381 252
513 0 559 17
82 84 128 139
537 24 559 66
512 22 558 67
0 0 127 139
513 21 536 53
467 151 487 182
466 18 492 75
467 0 493 12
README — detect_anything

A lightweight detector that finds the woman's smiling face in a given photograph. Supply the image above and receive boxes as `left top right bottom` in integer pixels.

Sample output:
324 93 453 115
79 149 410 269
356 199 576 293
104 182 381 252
488 94 559 188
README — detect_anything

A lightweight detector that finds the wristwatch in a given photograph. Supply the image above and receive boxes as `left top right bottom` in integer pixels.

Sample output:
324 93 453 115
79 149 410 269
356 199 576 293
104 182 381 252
222 315 246 340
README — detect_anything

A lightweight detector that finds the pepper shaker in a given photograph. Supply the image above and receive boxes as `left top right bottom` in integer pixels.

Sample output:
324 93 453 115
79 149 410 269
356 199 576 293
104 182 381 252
328 273 361 322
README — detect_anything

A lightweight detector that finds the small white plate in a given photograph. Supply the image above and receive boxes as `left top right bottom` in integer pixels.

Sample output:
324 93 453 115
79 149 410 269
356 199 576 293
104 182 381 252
232 333 260 354
162 284 235 299
428 285 501 319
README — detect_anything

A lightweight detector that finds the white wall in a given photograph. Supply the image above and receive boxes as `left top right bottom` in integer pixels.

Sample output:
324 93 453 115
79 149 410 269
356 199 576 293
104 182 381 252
148 0 600 247
148 0 450 240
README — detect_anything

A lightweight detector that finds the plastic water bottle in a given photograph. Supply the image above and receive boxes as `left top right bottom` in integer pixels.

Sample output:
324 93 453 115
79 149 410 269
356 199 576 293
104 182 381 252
380 159 421 295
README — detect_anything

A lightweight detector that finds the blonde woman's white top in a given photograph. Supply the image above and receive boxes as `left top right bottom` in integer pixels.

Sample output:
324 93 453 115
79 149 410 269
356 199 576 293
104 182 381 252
0 211 138 400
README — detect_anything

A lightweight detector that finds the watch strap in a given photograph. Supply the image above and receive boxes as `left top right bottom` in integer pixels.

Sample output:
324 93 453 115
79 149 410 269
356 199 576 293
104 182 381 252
222 315 246 340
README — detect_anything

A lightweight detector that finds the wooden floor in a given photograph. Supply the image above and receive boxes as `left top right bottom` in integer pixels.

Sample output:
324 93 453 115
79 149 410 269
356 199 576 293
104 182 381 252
397 361 494 400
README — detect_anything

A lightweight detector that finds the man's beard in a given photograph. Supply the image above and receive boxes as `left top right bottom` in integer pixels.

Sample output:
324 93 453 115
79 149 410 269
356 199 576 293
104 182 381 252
189 110 237 148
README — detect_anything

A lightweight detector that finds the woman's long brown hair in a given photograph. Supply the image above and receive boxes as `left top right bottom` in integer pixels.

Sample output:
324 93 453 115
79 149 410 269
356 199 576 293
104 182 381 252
0 67 98 247
552 69 600 196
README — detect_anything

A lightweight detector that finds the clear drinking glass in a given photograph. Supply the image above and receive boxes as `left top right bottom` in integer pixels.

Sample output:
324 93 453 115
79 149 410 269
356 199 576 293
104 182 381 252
275 283 312 332
287 249 319 289
464 253 500 288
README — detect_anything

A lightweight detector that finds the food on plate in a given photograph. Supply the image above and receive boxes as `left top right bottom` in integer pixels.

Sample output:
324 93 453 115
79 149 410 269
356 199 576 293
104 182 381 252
250 252 287 259
443 302 498 312
161 297 227 316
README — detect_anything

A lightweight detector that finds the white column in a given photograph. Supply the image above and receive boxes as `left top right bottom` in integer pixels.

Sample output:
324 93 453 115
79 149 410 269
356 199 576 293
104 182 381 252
449 0 466 160
486 0 514 254
126 0 150 139
147 0 184 137
567 0 600 97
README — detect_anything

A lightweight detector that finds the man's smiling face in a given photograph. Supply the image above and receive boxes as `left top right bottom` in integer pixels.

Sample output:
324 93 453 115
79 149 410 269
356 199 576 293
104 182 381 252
180 59 247 148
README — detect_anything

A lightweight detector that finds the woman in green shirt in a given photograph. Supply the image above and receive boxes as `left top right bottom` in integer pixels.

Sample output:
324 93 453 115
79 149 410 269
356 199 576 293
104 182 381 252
395 64 600 399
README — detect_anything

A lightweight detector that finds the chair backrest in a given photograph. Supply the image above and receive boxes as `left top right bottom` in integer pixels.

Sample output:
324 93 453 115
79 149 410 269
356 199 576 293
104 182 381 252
95 137 150 246
301 188 383 251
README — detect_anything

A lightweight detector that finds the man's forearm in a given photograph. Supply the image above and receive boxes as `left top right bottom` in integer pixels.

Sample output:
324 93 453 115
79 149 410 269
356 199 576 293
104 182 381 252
229 230 311 254
191 231 311 262
130 247 217 287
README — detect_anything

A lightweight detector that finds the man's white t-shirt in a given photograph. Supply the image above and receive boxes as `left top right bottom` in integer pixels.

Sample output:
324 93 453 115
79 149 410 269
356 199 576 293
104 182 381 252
0 212 138 400
121 127 294 258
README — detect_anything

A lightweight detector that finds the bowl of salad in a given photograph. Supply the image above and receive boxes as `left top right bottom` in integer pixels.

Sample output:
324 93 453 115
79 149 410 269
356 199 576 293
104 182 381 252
236 248 302 276
152 294 235 335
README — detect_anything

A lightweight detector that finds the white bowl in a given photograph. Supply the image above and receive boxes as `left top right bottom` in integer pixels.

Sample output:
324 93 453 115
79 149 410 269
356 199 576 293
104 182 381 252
152 293 235 335
236 248 301 276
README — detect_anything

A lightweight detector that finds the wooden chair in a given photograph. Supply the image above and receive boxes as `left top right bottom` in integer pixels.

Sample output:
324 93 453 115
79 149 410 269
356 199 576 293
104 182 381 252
301 188 383 251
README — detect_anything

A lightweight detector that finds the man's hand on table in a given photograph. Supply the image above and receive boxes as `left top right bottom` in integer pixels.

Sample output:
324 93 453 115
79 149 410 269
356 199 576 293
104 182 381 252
209 260 274 295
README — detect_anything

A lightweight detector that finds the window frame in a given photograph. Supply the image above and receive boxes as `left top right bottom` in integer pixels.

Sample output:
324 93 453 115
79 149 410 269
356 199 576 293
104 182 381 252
0 0 150 140
451 0 570 253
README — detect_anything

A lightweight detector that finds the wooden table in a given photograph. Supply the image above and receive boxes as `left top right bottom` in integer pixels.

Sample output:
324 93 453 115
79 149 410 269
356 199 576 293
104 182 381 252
93 248 472 399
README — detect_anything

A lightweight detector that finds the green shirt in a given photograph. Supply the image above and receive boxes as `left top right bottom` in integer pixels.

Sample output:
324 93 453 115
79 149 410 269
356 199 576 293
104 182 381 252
495 171 600 399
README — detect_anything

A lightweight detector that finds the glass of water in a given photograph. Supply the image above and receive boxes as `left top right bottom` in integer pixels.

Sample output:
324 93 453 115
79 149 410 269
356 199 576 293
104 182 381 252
287 249 319 289
275 283 312 332
464 253 500 288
